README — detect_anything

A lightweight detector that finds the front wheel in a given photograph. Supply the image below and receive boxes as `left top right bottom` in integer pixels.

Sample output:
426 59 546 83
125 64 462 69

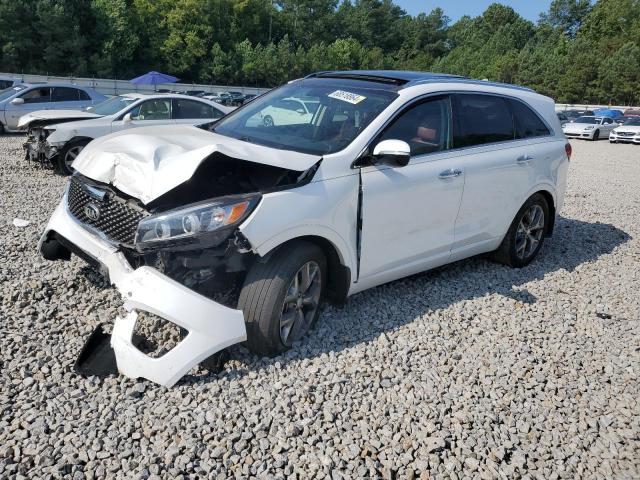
592 129 600 141
238 241 326 356
57 140 89 175
262 115 274 127
491 193 549 268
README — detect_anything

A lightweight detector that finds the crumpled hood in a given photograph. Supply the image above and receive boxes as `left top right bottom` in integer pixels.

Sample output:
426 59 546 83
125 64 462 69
72 124 321 204
17 109 101 129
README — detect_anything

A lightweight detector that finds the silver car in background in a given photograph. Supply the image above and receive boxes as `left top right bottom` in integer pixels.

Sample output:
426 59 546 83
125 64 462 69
0 83 106 132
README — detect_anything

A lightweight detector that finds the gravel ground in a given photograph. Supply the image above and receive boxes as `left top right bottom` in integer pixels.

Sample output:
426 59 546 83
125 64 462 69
1 134 639 479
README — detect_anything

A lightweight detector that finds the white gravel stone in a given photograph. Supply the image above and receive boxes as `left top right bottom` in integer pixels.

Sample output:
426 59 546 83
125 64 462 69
0 134 639 478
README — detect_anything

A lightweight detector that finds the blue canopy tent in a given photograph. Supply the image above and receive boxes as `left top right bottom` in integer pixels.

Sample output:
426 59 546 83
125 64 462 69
130 71 179 91
593 108 624 118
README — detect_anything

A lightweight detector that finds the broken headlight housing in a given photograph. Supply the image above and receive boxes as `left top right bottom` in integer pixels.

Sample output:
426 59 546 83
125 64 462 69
135 194 260 246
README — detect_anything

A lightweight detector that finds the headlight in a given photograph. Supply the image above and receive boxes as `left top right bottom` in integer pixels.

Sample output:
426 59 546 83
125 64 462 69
584 126 594 130
135 194 260 246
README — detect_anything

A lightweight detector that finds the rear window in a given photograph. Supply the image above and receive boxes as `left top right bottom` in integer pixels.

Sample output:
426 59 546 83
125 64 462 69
510 100 550 138
454 94 514 148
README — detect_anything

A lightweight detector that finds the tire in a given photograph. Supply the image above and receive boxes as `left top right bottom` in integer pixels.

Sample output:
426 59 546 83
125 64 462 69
592 129 600 141
57 139 89 175
491 193 549 268
238 241 326 356
263 115 274 127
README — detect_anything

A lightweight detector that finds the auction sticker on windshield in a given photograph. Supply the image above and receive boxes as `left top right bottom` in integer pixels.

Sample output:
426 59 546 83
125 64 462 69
328 90 367 104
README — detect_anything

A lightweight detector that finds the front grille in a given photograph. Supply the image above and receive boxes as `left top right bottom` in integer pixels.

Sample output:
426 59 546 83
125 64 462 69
67 176 149 245
618 132 635 137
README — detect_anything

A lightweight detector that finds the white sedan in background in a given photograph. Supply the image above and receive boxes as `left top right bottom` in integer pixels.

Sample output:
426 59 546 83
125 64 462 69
24 94 233 174
562 116 616 141
609 117 640 144
249 97 319 127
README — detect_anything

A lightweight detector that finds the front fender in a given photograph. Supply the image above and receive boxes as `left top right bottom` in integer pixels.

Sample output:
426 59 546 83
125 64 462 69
239 174 359 276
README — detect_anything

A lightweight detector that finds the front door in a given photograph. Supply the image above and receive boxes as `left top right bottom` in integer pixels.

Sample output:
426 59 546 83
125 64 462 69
5 87 52 129
359 95 465 282
111 98 174 133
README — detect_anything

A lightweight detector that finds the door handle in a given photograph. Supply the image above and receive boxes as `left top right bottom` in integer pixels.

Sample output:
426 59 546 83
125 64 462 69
438 168 463 179
517 154 534 163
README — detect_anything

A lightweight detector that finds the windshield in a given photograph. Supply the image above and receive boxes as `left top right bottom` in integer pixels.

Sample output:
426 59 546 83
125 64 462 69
212 79 398 155
89 96 136 115
575 116 598 124
622 117 640 126
0 85 27 102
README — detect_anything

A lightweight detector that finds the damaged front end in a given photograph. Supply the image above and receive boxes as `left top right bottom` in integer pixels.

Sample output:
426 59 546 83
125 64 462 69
24 126 58 165
40 139 319 387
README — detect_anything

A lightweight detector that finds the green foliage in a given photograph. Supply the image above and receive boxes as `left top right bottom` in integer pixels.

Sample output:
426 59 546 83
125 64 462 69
0 0 638 103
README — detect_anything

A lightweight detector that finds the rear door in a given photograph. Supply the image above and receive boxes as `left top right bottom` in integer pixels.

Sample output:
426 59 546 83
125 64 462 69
5 87 52 129
172 98 225 125
451 94 550 253
50 87 87 111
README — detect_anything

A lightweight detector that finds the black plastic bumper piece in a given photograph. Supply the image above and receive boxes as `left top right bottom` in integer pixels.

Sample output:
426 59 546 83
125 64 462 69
42 231 110 282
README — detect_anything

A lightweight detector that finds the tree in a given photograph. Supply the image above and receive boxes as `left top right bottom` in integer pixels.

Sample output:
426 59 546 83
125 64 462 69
539 0 592 37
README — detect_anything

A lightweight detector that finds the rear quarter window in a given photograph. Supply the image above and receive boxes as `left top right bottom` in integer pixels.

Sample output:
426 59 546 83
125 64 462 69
510 100 550 138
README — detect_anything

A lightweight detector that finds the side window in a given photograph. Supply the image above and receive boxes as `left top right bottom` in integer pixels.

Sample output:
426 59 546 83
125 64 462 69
378 96 451 156
510 99 550 138
604 118 613 125
20 88 51 104
454 94 514 148
172 99 221 119
78 90 91 101
129 99 171 121
51 87 81 102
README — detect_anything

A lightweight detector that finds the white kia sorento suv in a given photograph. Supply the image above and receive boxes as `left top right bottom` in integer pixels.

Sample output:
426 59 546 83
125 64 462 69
40 70 570 386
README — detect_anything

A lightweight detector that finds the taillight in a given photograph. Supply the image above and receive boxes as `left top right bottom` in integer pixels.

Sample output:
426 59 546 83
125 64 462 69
565 142 572 161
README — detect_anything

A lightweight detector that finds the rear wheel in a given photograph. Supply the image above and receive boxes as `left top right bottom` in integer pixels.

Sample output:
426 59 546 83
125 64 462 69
592 129 600 141
238 241 326 356
263 115 274 127
57 140 89 175
491 193 549 268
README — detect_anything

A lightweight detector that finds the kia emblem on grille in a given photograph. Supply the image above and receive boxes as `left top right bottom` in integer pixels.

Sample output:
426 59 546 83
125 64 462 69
84 203 101 221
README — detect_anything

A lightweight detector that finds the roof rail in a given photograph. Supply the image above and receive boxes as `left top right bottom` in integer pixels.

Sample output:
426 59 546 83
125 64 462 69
408 77 535 93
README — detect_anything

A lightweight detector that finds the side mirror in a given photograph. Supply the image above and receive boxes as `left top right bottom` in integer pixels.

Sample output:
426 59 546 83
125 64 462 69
10 97 24 106
372 139 411 167
123 112 132 123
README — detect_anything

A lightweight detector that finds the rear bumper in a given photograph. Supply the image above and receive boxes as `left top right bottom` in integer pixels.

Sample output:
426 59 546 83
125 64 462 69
39 196 247 387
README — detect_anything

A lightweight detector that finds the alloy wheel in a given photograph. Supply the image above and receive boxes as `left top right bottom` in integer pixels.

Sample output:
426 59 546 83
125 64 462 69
64 145 84 171
279 261 321 346
515 204 545 260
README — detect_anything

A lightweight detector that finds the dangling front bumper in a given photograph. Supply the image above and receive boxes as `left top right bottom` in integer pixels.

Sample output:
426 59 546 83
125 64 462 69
39 197 247 387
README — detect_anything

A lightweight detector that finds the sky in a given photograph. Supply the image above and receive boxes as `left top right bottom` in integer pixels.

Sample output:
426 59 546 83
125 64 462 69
395 0 553 22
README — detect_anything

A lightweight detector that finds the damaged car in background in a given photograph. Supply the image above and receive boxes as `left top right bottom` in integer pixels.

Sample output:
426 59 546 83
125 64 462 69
24 93 233 175
40 70 570 387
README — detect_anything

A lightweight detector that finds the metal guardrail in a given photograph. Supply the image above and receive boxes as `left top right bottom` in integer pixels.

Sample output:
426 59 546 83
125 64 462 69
556 103 639 111
0 71 270 97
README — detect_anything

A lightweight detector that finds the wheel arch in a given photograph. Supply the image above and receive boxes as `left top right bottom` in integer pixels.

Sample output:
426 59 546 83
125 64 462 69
256 235 351 305
534 189 556 237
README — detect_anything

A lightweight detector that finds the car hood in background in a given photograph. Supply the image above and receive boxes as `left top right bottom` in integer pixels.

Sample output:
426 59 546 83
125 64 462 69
613 126 640 133
72 125 322 204
17 109 102 129
563 122 597 130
